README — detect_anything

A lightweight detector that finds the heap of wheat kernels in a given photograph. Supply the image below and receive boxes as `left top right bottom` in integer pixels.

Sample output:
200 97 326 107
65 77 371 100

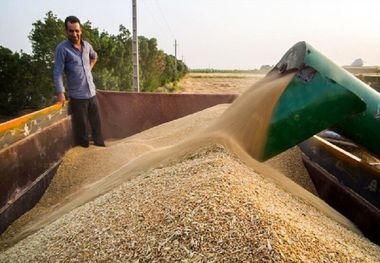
0 144 379 262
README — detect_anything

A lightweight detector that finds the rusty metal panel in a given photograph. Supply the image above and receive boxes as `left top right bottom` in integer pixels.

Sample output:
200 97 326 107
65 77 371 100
96 90 238 139
0 117 74 233
302 156 380 245
0 104 69 150
299 136 380 245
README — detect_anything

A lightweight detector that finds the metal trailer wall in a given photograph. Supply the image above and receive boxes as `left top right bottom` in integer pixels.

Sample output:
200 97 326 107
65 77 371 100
96 91 237 139
0 91 238 234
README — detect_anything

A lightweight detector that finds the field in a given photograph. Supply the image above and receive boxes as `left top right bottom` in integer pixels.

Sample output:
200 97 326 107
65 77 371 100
177 72 264 94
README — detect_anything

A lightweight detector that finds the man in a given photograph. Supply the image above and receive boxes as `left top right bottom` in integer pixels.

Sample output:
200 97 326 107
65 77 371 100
54 16 105 147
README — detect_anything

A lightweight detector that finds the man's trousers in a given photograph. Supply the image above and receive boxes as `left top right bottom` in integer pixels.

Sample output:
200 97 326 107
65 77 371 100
69 96 104 147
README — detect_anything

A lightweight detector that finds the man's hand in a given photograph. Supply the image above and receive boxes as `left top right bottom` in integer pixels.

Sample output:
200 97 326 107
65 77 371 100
90 59 97 71
57 92 66 106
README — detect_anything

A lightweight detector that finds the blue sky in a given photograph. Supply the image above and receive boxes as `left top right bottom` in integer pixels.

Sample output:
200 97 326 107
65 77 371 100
1 0 379 69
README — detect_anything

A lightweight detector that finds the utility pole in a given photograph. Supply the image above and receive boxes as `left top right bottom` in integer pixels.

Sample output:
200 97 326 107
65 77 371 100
132 0 140 92
174 39 177 81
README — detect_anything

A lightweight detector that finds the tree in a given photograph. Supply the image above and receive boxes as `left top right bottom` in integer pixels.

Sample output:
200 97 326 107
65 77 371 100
0 47 52 114
29 11 66 68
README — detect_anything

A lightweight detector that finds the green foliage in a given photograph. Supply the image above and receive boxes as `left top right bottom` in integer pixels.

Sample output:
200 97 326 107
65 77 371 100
0 11 188 115
29 11 66 69
0 46 55 115
0 47 25 114
89 26 134 91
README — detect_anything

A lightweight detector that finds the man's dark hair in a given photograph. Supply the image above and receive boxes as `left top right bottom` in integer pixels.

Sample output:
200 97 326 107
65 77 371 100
64 16 81 30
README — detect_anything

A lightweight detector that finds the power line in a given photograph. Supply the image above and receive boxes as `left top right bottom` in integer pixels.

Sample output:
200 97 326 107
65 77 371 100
142 0 172 41
154 0 175 39
152 1 185 64
142 0 186 67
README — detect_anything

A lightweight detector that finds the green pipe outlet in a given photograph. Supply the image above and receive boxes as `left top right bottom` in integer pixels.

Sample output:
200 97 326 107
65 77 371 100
259 41 379 160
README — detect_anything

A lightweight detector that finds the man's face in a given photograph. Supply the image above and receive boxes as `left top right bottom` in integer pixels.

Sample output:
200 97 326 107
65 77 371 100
66 22 82 44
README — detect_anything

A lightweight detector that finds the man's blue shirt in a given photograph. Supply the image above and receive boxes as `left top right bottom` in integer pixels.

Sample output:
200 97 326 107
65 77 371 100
53 40 98 99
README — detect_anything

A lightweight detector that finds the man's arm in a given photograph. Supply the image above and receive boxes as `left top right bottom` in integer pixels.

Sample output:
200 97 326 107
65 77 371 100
53 45 66 106
88 42 98 71
90 58 97 71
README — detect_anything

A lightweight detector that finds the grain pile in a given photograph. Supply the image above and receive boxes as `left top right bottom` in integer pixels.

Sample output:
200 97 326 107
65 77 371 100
1 72 379 261
265 147 317 195
1 144 379 262
0 104 231 250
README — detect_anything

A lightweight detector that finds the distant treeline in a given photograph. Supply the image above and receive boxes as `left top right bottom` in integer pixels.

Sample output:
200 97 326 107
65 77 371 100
0 11 188 115
190 65 273 74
